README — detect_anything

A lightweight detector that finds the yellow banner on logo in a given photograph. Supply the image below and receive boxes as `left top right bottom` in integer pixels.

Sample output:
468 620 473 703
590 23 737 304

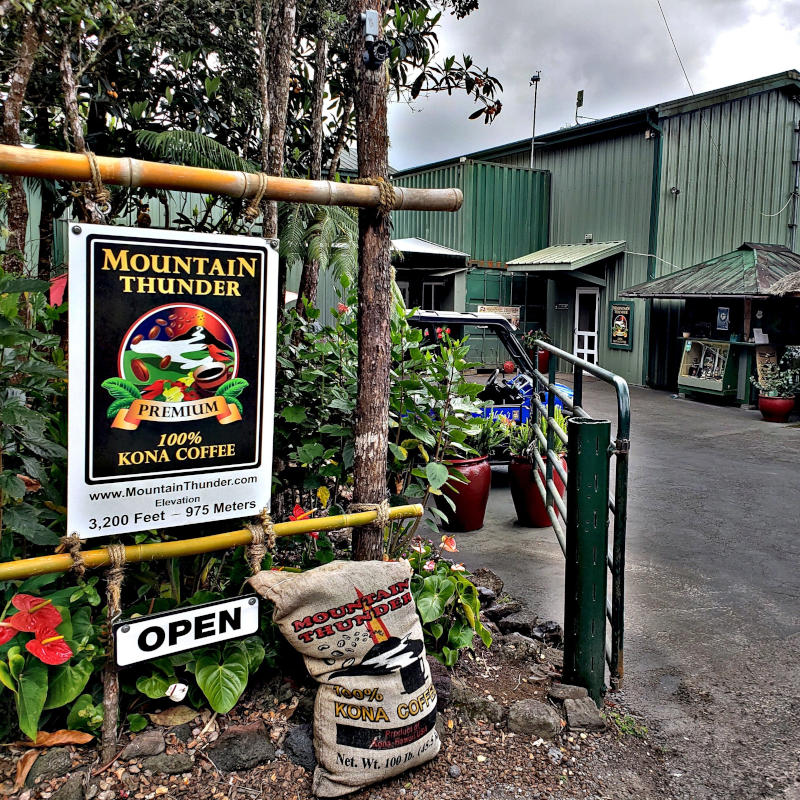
111 396 241 430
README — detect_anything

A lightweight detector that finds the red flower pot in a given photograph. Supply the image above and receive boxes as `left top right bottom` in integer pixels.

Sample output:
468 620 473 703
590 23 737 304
436 456 491 532
528 348 550 375
508 455 567 527
758 395 795 423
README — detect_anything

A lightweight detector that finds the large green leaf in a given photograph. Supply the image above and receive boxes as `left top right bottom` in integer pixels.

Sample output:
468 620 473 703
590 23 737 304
44 659 94 710
425 461 449 490
136 673 171 699
281 406 307 423
415 575 456 624
16 657 48 741
3 506 60 545
194 646 249 713
67 694 104 731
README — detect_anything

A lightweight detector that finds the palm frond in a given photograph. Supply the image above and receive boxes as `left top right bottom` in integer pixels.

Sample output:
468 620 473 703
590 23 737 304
135 130 258 173
279 203 311 268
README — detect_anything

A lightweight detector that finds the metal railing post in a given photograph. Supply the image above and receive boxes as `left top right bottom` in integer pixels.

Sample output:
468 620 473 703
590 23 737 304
545 350 557 510
563 417 611 706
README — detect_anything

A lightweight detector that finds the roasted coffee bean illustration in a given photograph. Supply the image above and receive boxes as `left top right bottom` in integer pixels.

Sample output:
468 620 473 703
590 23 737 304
131 334 143 344
159 355 172 369
155 318 167 325
148 326 160 339
165 326 175 338
130 359 149 381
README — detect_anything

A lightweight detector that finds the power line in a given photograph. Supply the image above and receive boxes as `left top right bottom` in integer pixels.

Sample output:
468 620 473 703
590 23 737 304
652 0 790 219
654 0 694 95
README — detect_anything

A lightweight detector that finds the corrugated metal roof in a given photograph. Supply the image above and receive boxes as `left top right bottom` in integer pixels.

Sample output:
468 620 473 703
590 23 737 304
392 237 469 259
332 147 397 177
506 241 626 271
621 243 800 298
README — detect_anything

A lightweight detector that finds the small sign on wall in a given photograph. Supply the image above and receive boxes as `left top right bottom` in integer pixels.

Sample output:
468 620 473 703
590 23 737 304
716 307 730 331
608 301 633 351
477 305 521 328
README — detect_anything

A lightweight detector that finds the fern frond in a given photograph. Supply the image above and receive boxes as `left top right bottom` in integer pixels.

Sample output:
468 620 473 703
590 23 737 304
135 130 258 173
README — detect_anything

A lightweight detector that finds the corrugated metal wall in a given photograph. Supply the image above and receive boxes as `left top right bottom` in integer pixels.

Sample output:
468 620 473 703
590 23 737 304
656 90 799 272
649 89 800 387
391 162 466 250
488 132 656 385
392 160 550 263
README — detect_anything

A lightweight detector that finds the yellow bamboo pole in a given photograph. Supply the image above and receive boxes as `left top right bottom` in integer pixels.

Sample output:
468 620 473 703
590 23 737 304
0 504 423 581
0 145 462 212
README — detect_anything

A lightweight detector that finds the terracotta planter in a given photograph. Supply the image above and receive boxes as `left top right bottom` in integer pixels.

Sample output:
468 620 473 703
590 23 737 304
526 348 550 375
508 455 567 527
436 456 491 532
758 395 795 423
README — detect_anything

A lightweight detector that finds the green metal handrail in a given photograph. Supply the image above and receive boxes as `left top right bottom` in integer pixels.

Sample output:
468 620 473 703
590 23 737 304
530 339 630 690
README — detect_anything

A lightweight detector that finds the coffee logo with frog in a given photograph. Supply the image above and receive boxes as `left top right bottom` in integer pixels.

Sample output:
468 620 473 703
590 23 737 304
101 303 247 430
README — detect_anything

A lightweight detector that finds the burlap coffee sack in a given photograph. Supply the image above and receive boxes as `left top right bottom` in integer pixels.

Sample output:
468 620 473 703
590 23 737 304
250 560 440 797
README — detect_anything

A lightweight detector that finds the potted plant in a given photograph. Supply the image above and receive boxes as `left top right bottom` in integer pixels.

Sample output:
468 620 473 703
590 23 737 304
750 358 799 423
507 407 567 527
521 329 552 374
437 414 510 532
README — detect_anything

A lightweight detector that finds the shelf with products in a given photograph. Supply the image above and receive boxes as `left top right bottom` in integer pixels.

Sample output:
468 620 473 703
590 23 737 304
678 339 738 396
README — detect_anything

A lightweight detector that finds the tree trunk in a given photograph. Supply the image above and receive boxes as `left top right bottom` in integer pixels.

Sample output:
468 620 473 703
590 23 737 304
264 0 297 239
35 105 54 281
60 37 106 225
254 0 270 173
349 1 391 561
1 14 41 275
297 22 328 315
327 96 354 180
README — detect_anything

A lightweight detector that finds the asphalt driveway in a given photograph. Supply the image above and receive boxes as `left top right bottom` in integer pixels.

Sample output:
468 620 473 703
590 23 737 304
457 380 800 799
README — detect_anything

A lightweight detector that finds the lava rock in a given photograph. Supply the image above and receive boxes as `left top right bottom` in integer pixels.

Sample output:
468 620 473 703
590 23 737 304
470 568 504 597
208 722 275 772
451 680 504 723
531 620 563 646
507 699 562 739
483 600 523 622
170 724 193 742
427 656 452 709
284 724 316 772
141 753 194 775
498 610 539 637
26 748 72 787
500 631 542 661
51 774 86 800
564 696 605 731
448 764 462 778
548 684 588 703
121 730 165 760
477 586 496 605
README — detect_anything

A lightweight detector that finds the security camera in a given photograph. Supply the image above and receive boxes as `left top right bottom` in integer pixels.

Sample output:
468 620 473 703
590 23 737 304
360 10 388 70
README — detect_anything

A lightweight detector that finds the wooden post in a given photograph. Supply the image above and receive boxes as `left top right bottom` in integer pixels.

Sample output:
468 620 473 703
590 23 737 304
350 0 391 561
743 297 752 340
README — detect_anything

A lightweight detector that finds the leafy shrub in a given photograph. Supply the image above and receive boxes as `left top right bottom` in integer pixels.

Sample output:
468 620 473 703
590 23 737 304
406 535 492 666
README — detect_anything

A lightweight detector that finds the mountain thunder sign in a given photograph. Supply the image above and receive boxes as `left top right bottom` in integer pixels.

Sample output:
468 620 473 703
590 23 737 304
67 225 277 538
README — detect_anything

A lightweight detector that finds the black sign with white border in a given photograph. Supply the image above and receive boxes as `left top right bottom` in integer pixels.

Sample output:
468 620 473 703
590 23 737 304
114 595 260 667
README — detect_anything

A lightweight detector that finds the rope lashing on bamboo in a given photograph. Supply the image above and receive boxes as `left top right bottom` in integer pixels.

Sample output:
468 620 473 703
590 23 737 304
104 542 127 617
244 508 275 574
348 499 392 529
84 150 111 215
244 172 269 222
353 177 398 216
57 533 86 580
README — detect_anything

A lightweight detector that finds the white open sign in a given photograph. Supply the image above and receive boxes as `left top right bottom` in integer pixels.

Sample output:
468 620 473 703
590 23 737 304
114 595 260 667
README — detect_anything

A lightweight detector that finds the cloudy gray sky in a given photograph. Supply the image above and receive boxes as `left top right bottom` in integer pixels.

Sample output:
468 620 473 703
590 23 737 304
388 0 800 170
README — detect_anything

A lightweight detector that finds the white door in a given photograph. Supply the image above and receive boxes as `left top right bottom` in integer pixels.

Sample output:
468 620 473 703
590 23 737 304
574 288 600 364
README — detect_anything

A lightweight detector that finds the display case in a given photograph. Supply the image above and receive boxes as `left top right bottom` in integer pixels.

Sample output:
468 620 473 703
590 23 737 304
678 339 738 397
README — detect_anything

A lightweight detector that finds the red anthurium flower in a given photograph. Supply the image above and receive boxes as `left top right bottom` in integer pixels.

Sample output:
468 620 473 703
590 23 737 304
423 559 436 572
440 535 458 553
451 562 466 572
26 630 73 666
0 622 18 646
289 505 318 539
7 595 62 632
337 303 349 313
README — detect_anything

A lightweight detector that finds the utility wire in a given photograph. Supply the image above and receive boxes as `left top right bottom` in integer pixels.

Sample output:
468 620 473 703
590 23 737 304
654 0 694 95
652 0 791 219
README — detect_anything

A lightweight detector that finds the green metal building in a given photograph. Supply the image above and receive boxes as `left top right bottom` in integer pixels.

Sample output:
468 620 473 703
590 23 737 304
392 70 800 388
